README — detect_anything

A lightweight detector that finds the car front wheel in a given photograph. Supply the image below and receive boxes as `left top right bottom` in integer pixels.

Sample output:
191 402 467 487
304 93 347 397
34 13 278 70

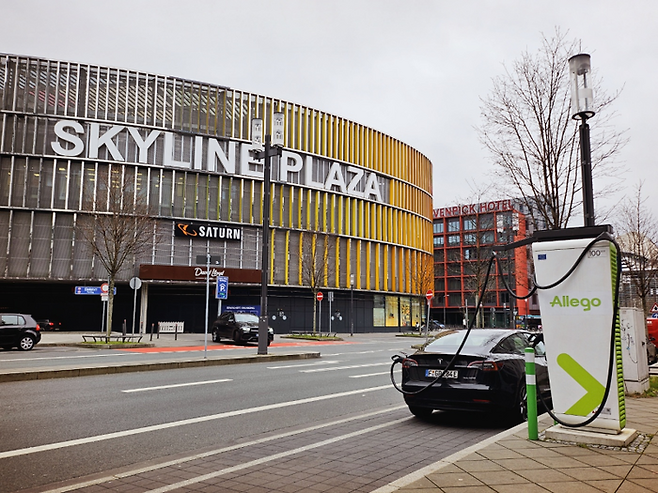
18 336 35 351
232 330 242 345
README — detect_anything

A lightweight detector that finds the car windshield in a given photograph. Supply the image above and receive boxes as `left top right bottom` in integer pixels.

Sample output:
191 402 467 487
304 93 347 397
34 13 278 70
425 330 504 353
234 313 258 323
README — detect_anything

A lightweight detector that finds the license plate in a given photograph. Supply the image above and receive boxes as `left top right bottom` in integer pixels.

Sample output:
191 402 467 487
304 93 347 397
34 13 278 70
426 369 458 379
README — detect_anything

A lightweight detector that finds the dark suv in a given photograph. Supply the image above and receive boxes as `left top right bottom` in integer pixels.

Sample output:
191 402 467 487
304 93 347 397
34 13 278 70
0 313 41 351
212 312 274 345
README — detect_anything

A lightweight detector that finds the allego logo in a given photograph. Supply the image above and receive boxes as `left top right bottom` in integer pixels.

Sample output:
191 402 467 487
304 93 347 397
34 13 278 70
550 295 602 311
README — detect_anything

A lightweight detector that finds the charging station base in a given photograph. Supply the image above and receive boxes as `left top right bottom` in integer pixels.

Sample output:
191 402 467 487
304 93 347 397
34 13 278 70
544 425 638 447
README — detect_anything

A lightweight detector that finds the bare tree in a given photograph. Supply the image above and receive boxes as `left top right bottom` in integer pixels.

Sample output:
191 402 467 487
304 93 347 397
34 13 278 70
616 181 658 316
478 28 626 230
408 251 434 332
300 231 335 333
79 166 159 341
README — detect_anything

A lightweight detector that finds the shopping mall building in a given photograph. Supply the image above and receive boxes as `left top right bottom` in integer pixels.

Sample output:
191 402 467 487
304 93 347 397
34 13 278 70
0 54 434 333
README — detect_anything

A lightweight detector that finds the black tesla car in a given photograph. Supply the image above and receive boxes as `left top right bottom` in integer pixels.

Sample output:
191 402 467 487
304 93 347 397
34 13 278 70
401 329 550 421
212 312 274 345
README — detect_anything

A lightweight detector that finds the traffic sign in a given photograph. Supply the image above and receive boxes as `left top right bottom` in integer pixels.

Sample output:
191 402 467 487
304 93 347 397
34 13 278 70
75 286 102 295
651 303 658 313
216 276 229 300
101 283 109 293
426 289 434 301
129 277 142 290
316 291 324 302
652 313 658 319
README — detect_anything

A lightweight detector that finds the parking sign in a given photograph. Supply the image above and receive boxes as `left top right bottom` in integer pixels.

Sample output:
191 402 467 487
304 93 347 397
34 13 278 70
215 276 228 300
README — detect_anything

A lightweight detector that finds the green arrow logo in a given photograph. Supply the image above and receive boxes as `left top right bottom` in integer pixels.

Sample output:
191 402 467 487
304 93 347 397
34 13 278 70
556 353 605 416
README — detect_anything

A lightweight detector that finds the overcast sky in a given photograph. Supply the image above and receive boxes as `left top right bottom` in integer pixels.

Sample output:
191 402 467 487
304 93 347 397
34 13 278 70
2 0 656 224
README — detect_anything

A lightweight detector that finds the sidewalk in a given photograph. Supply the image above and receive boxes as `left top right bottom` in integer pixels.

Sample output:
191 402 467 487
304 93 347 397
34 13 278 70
376 397 658 493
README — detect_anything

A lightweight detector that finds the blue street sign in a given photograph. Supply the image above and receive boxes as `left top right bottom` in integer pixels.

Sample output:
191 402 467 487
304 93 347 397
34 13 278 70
75 286 102 295
74 286 116 295
215 276 229 300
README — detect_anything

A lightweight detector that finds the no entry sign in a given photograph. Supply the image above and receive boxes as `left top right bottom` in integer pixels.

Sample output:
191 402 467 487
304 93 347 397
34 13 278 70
426 289 434 302
316 291 324 302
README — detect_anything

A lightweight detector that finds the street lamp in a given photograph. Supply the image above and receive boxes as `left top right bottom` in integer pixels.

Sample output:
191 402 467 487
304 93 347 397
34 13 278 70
568 53 596 227
251 112 284 355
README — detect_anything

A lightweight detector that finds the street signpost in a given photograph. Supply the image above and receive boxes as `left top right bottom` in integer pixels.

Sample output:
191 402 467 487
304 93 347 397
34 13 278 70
129 277 142 335
425 289 434 341
317 291 323 334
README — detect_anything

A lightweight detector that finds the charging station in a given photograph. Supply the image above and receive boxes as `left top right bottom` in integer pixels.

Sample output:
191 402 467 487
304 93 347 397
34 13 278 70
532 227 627 435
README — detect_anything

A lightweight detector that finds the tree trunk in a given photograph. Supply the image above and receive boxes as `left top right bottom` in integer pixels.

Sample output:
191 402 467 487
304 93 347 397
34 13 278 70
106 278 114 342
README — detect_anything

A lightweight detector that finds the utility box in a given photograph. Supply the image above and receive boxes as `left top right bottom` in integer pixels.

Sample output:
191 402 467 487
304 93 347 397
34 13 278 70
620 308 650 394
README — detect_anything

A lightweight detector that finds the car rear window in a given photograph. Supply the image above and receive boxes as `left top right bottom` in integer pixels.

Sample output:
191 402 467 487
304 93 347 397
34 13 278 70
425 330 504 352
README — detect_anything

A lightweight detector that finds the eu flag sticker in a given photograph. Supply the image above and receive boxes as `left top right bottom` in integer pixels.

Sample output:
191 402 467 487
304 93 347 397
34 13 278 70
538 254 547 260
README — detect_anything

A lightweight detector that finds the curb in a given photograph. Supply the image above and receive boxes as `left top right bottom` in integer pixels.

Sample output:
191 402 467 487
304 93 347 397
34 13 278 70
0 352 321 383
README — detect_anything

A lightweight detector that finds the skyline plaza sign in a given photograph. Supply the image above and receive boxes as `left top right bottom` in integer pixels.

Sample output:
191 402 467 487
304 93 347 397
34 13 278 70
49 119 387 203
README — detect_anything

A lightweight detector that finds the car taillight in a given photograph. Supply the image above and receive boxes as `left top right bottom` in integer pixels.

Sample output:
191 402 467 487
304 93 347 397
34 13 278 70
36 324 41 331
401 358 418 369
468 360 502 371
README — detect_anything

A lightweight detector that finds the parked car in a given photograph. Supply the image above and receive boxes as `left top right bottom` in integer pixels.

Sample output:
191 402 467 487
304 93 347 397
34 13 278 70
418 320 446 332
36 319 62 331
212 312 274 345
401 328 550 422
0 313 42 351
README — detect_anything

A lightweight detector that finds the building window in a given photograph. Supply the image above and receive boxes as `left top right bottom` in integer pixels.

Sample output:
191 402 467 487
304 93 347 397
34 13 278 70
447 218 460 232
481 231 494 244
463 216 477 231
463 233 477 245
448 234 460 246
433 221 444 234
433 236 444 247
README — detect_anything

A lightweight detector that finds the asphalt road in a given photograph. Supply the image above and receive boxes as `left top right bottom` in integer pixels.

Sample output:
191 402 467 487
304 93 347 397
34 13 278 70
0 336 508 493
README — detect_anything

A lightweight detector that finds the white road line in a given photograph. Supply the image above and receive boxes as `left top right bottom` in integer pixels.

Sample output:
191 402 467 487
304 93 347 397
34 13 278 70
322 350 386 356
145 417 409 493
0 354 129 363
122 379 233 393
37 406 407 493
266 360 340 369
0 385 391 460
349 371 390 378
301 362 390 373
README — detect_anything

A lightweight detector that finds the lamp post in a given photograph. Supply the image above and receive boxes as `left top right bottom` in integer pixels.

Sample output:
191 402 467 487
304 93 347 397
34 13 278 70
568 53 596 227
251 112 284 355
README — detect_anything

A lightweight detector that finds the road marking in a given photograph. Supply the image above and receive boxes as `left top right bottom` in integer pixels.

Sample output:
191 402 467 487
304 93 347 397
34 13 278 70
301 362 390 373
0 384 391 460
266 360 340 369
36 405 407 493
322 350 386 356
0 353 129 363
122 379 233 393
349 371 390 378
145 417 409 493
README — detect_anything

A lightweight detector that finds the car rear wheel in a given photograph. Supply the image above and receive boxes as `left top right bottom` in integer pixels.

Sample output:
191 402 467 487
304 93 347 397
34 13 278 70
212 331 218 342
18 335 35 351
408 406 433 418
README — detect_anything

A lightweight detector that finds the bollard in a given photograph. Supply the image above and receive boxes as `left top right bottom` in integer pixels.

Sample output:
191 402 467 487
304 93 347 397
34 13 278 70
525 347 538 440
150 323 154 342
